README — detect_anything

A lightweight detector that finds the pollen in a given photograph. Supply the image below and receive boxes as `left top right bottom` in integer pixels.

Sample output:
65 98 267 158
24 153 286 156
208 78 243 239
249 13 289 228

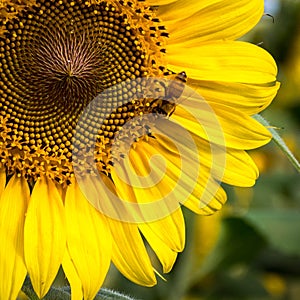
0 0 168 185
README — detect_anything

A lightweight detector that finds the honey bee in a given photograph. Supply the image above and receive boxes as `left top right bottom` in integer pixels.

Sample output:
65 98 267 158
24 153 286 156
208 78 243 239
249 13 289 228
151 71 187 117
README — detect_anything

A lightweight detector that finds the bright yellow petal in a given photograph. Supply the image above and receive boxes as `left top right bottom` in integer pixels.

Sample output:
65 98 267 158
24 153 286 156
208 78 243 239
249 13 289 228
190 80 280 115
73 170 141 223
157 0 211 22
111 122 204 222
62 251 83 300
147 134 226 211
210 102 272 149
187 134 259 187
65 181 112 300
167 41 277 84
24 176 66 298
146 0 176 5
79 174 178 276
110 114 223 218
139 208 185 252
139 226 177 273
184 185 227 215
163 0 263 43
111 155 182 223
150 125 226 214
220 149 259 187
183 163 227 214
192 146 259 187
108 218 156 286
173 103 272 150
0 175 29 300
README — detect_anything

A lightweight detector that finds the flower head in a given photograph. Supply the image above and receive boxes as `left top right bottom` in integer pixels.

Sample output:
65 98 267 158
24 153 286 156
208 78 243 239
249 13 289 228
0 0 279 299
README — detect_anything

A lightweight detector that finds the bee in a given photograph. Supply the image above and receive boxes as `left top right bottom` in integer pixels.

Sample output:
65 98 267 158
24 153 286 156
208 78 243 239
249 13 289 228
151 71 187 117
166 71 187 98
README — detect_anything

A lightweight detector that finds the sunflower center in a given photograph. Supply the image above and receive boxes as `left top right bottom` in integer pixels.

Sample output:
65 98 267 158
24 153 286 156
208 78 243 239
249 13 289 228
23 25 107 108
0 0 168 184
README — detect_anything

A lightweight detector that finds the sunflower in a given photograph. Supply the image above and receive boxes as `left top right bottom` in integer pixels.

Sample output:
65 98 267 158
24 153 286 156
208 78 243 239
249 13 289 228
0 0 279 299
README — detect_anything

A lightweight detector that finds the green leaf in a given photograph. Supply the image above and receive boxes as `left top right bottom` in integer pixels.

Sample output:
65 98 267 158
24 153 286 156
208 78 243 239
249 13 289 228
245 210 300 255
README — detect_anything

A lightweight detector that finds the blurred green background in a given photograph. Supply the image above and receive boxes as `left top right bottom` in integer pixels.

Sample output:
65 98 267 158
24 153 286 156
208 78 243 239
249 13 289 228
103 0 300 299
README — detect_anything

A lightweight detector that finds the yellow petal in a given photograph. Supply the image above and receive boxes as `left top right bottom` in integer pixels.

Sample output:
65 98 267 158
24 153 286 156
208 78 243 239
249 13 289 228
220 149 259 187
139 208 185 252
111 125 224 216
74 170 142 224
164 0 263 43
111 156 181 223
157 0 211 22
65 181 112 300
0 168 5 197
167 41 277 84
184 185 227 215
111 122 203 223
152 134 221 209
146 0 176 5
173 102 272 150
78 174 175 277
24 176 66 298
210 102 272 149
0 175 29 300
190 80 280 115
184 163 227 214
141 119 220 208
188 134 259 187
150 127 226 213
108 218 156 286
62 251 83 300
139 226 177 273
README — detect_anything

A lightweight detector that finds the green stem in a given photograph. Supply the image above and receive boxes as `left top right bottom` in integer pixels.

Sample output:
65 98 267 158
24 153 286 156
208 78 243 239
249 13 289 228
95 288 138 300
21 278 137 300
22 277 71 300
254 114 300 173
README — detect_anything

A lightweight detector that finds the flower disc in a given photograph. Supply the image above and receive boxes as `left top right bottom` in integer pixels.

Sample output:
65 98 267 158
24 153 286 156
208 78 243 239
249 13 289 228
0 0 167 184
